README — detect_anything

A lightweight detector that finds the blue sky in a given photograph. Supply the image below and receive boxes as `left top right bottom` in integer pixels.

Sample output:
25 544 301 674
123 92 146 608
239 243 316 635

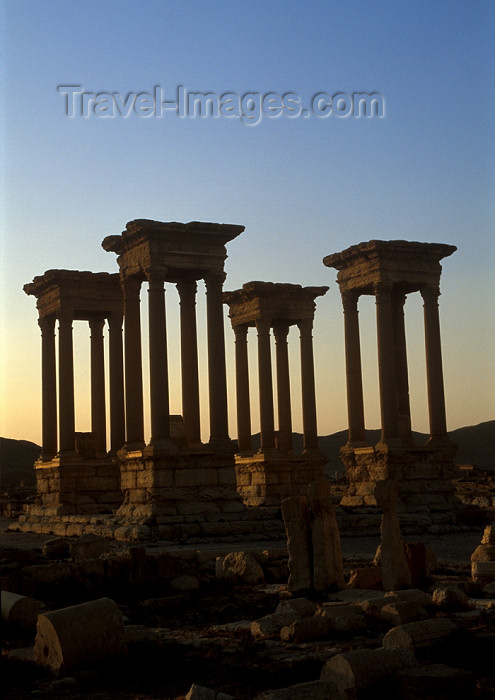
1 0 494 445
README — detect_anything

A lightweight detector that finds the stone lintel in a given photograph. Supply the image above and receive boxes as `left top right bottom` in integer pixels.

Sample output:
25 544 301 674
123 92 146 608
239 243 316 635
323 240 456 296
224 281 329 327
102 219 245 280
24 269 123 319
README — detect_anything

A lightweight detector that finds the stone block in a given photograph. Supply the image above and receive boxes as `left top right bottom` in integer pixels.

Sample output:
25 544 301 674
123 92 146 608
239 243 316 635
175 468 218 488
251 612 298 640
217 468 236 485
216 551 264 585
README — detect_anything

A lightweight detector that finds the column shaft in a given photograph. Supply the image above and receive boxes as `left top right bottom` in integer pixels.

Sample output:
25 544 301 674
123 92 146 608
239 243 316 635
298 319 319 452
177 279 201 446
122 278 145 448
89 318 107 455
108 312 125 453
375 284 400 444
342 292 366 445
205 271 230 448
256 318 275 451
392 292 412 443
147 273 171 445
273 321 293 453
38 315 57 459
234 325 252 453
58 313 76 454
422 286 448 440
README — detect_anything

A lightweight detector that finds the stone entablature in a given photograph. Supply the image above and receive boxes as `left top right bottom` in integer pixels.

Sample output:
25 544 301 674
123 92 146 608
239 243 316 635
224 281 328 505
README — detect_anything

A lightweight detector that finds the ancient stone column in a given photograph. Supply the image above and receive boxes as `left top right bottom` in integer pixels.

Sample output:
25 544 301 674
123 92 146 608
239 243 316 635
374 284 399 444
421 285 448 441
38 314 57 459
392 292 412 444
107 311 125 453
205 271 230 448
58 311 76 455
256 318 275 451
89 317 107 455
233 324 252 453
122 277 144 448
273 321 293 453
177 278 201 446
298 319 318 452
342 291 366 445
147 271 171 446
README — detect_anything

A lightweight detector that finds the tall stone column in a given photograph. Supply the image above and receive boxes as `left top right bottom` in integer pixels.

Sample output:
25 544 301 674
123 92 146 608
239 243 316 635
298 319 319 452
374 283 400 444
205 271 230 449
38 314 57 459
58 311 76 455
256 318 275 451
342 291 366 445
273 321 293 453
392 292 412 444
421 285 448 441
234 324 252 453
122 277 145 449
107 312 125 453
147 271 171 446
177 278 201 446
89 317 107 455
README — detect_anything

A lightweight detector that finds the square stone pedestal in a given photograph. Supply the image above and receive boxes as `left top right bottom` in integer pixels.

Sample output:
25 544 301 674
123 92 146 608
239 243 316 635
235 451 326 506
340 441 458 513
30 456 122 516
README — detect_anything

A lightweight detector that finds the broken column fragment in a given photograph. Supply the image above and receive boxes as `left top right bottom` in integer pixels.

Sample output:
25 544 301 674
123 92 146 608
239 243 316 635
1 591 41 630
282 495 312 593
34 597 126 673
375 479 411 591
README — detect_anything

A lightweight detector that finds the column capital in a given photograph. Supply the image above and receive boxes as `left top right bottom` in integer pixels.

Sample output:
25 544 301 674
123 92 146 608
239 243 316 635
89 317 106 334
342 290 360 312
297 318 313 336
205 269 226 290
57 310 73 327
272 320 290 343
38 314 56 334
176 277 198 302
107 310 123 330
255 317 272 335
421 284 441 303
373 282 394 297
121 276 142 298
146 268 167 285
233 323 249 341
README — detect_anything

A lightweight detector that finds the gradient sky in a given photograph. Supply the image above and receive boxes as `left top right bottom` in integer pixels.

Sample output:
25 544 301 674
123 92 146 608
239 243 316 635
1 0 494 446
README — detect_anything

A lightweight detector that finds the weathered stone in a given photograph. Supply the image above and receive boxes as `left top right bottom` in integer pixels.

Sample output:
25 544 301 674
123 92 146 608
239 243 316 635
280 616 331 642
380 601 429 625
382 618 456 650
384 589 432 606
34 597 126 673
481 525 495 545
185 684 234 700
251 612 299 640
69 534 111 560
375 480 411 591
320 647 418 695
215 552 264 585
348 566 382 590
275 598 316 618
1 591 41 630
42 537 70 559
431 586 469 611
307 480 344 591
281 496 312 593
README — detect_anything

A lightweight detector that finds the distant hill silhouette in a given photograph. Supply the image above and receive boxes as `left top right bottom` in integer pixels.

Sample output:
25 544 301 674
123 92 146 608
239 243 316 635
1 420 493 490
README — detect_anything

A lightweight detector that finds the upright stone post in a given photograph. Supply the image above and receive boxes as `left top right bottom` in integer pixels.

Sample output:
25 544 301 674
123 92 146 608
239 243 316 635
233 324 252 454
89 317 107 455
298 318 319 452
147 271 172 447
38 314 57 459
177 278 201 447
374 283 400 445
122 277 145 449
205 270 230 449
273 321 293 453
342 291 366 446
256 318 275 451
108 311 125 453
58 311 76 455
422 285 448 442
